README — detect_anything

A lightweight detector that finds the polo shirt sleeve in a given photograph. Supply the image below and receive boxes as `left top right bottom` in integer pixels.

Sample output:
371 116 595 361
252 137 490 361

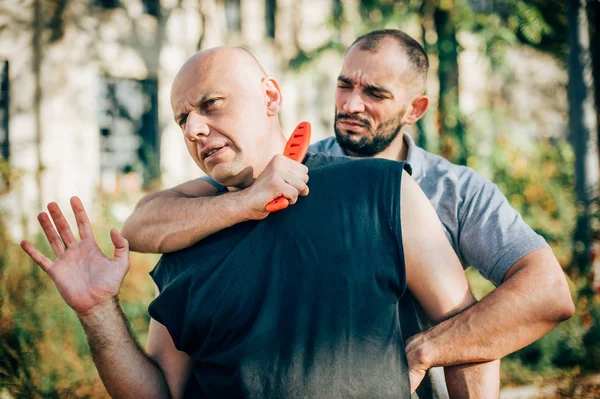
457 174 549 286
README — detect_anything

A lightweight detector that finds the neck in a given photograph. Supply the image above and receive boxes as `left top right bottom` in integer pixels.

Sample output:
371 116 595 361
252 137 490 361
226 132 287 192
376 132 408 161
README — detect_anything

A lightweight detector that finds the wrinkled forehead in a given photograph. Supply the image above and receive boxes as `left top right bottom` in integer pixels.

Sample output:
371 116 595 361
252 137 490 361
340 45 412 87
170 62 236 109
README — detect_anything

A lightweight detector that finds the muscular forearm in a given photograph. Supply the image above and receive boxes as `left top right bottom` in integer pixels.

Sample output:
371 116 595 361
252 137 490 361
407 251 574 366
78 300 171 399
122 190 249 253
444 361 500 399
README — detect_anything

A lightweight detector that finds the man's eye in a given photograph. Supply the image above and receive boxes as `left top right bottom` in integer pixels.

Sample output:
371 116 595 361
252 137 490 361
369 92 385 100
179 116 187 127
204 98 220 109
337 84 351 89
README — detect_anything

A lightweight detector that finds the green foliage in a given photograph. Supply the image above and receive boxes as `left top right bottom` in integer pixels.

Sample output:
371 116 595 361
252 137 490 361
520 315 586 370
582 305 600 370
288 41 347 71
502 292 600 385
465 268 495 301
0 157 21 195
511 0 553 45
506 0 567 60
465 125 600 384
457 0 567 69
288 0 419 71
356 0 417 29
0 195 157 397
312 0 567 72
487 136 576 265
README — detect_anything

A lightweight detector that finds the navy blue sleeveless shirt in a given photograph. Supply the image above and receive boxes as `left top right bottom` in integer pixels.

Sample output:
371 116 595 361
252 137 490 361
149 154 412 398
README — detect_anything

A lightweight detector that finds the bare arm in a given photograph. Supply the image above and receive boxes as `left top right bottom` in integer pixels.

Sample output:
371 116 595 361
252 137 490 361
122 179 245 253
147 313 194 398
122 155 310 253
80 296 194 399
406 247 574 366
400 171 499 398
78 301 177 399
20 198 191 398
411 172 576 370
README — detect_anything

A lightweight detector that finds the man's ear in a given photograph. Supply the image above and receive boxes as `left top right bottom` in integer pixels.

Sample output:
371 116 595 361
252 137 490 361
263 76 282 116
404 95 430 125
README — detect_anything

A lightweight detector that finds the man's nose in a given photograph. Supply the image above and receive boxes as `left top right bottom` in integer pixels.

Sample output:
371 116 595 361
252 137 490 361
343 91 365 114
184 112 210 142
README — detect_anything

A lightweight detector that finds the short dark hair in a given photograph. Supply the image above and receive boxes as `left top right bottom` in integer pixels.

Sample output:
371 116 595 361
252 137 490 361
350 29 429 82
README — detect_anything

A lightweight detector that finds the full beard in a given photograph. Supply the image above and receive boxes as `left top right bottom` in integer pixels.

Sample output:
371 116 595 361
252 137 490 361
334 114 404 157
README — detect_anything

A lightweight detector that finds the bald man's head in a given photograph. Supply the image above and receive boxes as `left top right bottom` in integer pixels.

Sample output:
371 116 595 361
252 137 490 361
171 46 286 189
171 47 267 108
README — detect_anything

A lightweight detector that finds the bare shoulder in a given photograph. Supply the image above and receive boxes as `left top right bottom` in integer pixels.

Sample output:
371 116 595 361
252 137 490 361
400 169 427 206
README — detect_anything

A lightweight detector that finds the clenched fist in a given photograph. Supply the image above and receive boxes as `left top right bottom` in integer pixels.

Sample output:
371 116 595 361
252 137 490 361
242 154 310 220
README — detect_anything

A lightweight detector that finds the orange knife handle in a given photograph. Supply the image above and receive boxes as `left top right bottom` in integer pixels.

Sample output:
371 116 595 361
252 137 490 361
265 197 289 212
265 121 312 213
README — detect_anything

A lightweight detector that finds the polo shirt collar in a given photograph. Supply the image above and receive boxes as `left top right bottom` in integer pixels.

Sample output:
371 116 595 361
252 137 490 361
328 132 426 180
403 133 426 181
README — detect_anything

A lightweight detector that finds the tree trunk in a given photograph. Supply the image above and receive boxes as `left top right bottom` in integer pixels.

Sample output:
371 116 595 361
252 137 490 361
33 0 43 211
417 0 437 153
586 0 600 292
588 0 600 156
567 0 598 281
434 0 467 164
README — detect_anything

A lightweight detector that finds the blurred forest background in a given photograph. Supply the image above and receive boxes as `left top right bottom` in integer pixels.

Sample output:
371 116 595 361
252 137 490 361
0 0 599 398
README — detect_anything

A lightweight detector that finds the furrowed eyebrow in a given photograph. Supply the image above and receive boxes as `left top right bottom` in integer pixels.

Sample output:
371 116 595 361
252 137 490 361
365 84 393 97
337 76 393 98
337 76 354 85
174 90 220 123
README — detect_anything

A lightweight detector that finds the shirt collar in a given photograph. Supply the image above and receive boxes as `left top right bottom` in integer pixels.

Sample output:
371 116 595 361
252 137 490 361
329 132 426 180
403 133 426 181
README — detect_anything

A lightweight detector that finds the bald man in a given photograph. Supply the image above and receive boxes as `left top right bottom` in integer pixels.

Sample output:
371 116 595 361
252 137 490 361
22 47 499 398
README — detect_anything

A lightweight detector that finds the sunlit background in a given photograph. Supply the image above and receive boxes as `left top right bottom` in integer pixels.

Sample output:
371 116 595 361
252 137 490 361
0 0 599 398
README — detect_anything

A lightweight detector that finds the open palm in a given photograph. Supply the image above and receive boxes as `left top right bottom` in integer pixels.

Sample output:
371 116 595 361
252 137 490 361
21 197 129 315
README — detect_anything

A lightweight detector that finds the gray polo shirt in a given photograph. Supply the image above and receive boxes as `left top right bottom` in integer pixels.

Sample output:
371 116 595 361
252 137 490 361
309 134 549 285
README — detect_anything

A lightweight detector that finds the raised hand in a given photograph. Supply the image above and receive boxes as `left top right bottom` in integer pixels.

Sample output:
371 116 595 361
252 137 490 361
20 197 130 316
242 154 310 220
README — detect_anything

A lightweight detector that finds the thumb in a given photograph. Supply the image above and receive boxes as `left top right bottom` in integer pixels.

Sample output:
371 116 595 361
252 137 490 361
409 369 425 394
410 373 418 393
410 373 417 393
110 229 129 263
